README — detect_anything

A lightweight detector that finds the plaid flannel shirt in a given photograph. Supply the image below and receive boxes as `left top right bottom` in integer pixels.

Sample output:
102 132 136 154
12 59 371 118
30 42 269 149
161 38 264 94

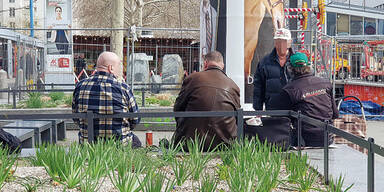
72 71 140 144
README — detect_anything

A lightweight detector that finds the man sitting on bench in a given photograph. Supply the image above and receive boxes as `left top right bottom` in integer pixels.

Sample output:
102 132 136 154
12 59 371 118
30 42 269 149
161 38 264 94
270 52 339 147
72 52 141 147
173 51 240 151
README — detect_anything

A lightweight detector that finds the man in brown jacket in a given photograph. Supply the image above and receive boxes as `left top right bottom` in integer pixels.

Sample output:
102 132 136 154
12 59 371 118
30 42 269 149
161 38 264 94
173 51 240 151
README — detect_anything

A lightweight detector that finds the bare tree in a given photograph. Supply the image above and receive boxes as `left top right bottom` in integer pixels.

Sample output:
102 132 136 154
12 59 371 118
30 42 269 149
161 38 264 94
72 0 199 37
111 0 124 61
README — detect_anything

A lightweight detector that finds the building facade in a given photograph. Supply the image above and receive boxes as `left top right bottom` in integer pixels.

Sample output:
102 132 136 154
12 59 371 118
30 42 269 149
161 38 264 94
0 0 24 29
325 1 384 38
0 0 44 39
325 1 384 80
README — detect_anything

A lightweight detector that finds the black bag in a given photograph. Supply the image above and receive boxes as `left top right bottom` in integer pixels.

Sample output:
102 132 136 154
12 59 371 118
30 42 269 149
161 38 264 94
244 117 292 151
0 128 22 154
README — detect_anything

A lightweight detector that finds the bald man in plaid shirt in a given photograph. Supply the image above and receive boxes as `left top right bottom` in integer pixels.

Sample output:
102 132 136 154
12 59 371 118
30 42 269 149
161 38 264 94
72 51 141 147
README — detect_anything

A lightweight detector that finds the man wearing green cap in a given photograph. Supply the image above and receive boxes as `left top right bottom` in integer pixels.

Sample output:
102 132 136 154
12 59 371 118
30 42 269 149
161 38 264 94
270 52 339 147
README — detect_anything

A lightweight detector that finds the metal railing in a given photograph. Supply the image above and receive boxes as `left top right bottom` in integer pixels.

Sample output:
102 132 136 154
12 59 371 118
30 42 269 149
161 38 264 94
0 109 383 191
293 111 384 192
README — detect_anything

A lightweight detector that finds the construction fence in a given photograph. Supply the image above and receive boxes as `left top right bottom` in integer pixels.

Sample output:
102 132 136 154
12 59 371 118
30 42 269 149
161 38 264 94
0 28 199 90
313 34 384 119
0 27 383 118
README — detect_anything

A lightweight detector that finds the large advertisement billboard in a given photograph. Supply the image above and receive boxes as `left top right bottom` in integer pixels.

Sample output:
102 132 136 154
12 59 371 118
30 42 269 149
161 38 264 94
200 0 226 71
46 55 71 72
45 0 72 55
244 0 285 103
45 0 73 84
200 0 284 105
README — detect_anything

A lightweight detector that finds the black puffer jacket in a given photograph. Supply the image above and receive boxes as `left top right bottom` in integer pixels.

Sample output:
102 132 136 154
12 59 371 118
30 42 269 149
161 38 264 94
253 48 293 110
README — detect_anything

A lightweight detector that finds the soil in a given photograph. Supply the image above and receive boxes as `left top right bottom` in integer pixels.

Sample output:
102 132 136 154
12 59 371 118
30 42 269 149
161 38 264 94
1 158 327 192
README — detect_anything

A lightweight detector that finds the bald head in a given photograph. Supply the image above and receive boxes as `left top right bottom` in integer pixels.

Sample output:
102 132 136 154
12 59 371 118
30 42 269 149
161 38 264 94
203 51 224 70
96 52 123 77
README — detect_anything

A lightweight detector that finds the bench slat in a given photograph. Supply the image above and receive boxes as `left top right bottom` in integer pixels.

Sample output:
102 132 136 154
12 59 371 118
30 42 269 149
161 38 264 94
3 128 34 148
3 120 52 145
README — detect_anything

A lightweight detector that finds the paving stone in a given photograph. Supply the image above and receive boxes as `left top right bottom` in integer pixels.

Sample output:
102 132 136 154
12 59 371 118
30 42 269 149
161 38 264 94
304 144 384 192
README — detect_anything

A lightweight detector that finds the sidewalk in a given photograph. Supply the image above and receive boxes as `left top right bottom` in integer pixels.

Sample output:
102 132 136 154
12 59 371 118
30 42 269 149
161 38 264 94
367 121 384 146
367 121 384 162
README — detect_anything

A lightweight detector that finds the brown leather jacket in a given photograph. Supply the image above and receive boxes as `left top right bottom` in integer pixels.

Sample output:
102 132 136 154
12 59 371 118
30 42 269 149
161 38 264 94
173 66 240 151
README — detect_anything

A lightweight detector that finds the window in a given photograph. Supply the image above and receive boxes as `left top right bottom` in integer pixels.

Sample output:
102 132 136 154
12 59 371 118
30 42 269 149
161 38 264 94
326 12 336 36
9 22 15 28
379 19 384 35
364 18 376 35
350 16 363 35
9 7 15 17
337 14 349 36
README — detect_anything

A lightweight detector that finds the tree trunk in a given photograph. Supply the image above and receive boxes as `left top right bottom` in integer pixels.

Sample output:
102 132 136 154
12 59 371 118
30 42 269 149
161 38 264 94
139 6 143 27
111 0 124 62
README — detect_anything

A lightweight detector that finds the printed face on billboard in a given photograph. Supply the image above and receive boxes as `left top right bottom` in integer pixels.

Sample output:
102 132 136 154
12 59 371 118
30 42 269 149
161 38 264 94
45 0 72 55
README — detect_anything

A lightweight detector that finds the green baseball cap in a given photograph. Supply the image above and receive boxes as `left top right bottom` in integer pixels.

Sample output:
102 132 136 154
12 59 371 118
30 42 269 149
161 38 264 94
290 52 309 67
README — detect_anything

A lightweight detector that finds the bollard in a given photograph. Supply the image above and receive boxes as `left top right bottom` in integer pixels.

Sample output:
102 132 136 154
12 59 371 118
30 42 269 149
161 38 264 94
0 69 7 99
146 130 153 147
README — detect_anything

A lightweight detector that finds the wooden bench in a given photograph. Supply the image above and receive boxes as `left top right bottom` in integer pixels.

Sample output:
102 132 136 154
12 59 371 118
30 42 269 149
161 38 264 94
3 120 53 145
3 128 35 148
303 144 384 191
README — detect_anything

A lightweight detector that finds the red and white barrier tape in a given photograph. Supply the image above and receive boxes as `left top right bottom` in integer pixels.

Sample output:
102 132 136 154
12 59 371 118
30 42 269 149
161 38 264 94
284 8 314 12
317 17 322 42
316 15 322 61
285 15 300 19
73 72 79 83
300 25 305 49
82 68 89 78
